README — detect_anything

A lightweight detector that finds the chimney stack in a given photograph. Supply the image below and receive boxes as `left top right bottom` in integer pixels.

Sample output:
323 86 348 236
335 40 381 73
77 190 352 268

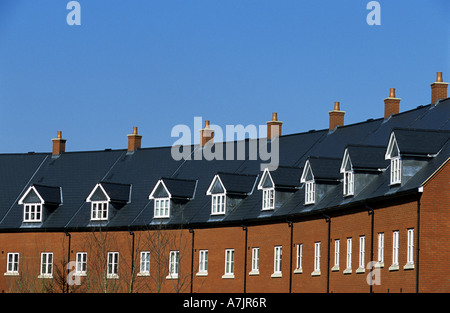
328 102 345 130
266 112 283 140
384 88 401 118
52 131 66 156
127 126 142 152
431 72 448 103
200 120 214 146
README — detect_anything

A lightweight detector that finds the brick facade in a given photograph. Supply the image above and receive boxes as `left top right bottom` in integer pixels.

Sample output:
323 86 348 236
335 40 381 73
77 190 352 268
2 162 448 293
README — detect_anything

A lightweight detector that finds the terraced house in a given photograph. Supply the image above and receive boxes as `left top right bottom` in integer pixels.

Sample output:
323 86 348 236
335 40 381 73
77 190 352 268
0 72 449 293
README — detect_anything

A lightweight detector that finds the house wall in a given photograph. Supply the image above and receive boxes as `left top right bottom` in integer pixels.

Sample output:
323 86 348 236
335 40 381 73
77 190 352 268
419 160 450 292
1 162 449 294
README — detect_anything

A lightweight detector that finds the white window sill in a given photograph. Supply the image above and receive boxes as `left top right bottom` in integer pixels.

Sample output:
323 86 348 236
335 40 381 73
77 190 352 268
331 265 339 272
311 270 321 277
403 263 414 270
249 270 259 276
4 272 19 276
137 272 150 277
74 272 87 277
343 268 352 275
293 268 303 274
374 262 384 268
107 274 119 279
356 267 365 274
38 274 53 279
166 274 178 280
196 272 208 277
389 264 399 271
271 272 282 278
222 274 235 279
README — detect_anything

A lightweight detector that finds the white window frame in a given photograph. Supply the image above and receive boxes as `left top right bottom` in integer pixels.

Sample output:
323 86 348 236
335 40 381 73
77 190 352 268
211 193 226 215
139 251 150 275
390 230 399 271
6 253 19 275
167 250 179 279
390 157 401 185
343 171 354 196
91 201 109 221
250 247 259 275
332 240 340 271
107 252 119 278
312 242 321 276
223 249 235 278
358 236 365 272
406 228 414 269
198 250 208 275
154 198 170 218
272 246 282 277
344 238 352 274
377 232 384 267
262 188 275 210
23 203 42 222
76 252 87 275
39 252 53 278
295 244 303 273
305 181 315 205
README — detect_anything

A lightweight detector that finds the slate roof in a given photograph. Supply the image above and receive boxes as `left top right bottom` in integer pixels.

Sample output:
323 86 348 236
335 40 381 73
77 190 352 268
0 98 449 231
158 177 197 199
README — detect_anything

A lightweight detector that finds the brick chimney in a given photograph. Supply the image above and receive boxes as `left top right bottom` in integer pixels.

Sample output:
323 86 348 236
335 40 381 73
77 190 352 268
431 72 448 103
266 112 283 140
329 102 345 130
384 88 401 118
52 131 66 156
200 120 214 146
127 126 142 152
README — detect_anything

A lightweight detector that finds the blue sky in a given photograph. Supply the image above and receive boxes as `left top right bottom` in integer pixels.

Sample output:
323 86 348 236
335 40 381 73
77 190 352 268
0 0 449 153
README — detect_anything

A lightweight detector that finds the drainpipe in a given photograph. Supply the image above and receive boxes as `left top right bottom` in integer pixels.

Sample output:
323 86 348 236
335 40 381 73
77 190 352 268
65 232 71 293
129 231 135 293
323 214 331 293
416 187 423 293
287 221 293 293
365 204 374 293
242 225 248 293
189 228 195 293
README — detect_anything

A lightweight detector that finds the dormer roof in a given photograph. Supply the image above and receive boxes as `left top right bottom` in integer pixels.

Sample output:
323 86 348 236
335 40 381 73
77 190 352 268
207 172 257 196
18 184 62 206
301 157 341 183
149 177 197 200
341 145 388 172
87 182 131 203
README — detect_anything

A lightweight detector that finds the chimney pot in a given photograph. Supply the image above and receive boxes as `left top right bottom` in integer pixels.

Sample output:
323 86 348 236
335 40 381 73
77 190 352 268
52 131 66 156
431 71 448 103
127 126 142 152
384 88 401 118
267 112 283 139
200 120 214 146
329 102 345 130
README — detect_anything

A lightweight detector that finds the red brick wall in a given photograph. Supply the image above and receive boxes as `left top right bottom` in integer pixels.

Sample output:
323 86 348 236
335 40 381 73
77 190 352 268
419 160 450 292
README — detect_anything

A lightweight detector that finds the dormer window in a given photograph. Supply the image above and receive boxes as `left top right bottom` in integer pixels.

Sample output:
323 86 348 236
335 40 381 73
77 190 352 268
258 168 275 211
87 182 131 222
154 198 170 218
24 203 42 222
206 172 257 216
18 184 62 223
304 181 315 204
211 193 226 215
340 150 354 196
301 161 315 205
91 201 108 221
385 132 402 185
262 189 274 210
149 178 197 219
390 157 401 185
